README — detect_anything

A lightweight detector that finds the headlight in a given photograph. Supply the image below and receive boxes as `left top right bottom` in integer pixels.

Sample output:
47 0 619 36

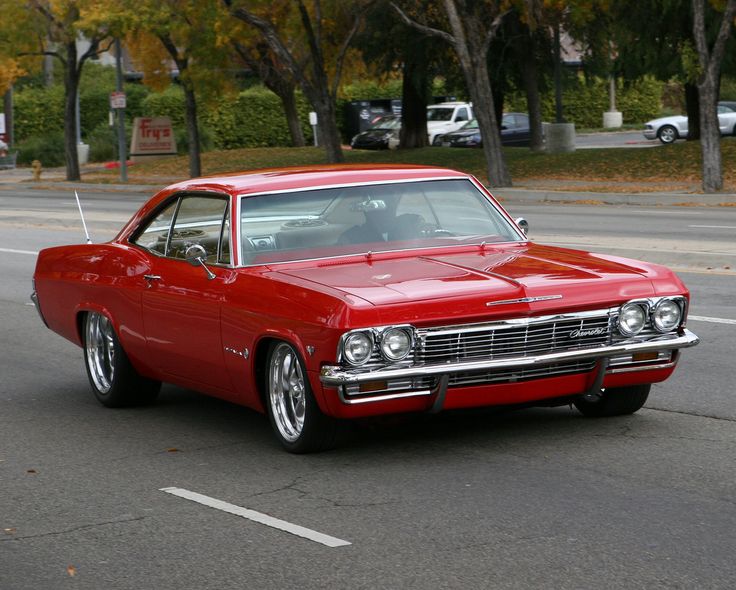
380 328 413 361
652 298 682 332
343 332 373 365
618 302 647 336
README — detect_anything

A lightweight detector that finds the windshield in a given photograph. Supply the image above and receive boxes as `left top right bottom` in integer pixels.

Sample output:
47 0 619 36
239 179 522 265
370 116 401 130
427 107 454 121
460 119 479 130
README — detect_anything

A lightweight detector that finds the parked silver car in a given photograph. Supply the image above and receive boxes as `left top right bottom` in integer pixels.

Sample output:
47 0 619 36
643 103 736 144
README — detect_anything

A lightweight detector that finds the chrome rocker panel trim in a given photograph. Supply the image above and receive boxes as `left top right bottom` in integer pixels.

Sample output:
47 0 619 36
320 329 699 388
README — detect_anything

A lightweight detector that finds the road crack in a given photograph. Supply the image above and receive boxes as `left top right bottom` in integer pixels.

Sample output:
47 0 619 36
1 516 147 543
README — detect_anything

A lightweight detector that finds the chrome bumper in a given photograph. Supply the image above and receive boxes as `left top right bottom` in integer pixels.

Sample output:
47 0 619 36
30 290 48 327
319 329 699 387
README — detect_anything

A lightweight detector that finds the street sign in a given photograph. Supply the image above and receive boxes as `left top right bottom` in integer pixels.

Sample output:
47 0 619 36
110 91 126 110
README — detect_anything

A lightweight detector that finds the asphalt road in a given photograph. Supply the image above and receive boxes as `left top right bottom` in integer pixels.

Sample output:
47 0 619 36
1 189 734 589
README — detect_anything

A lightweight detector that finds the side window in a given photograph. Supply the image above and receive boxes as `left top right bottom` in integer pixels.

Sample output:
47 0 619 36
169 196 229 262
132 201 178 255
455 107 468 122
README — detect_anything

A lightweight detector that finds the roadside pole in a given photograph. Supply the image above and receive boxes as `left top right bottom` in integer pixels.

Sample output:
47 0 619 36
114 39 127 183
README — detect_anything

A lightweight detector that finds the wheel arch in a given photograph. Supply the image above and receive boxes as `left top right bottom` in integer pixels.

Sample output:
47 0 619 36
252 333 331 415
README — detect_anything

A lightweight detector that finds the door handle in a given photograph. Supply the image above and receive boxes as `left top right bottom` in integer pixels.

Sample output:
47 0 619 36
143 274 162 287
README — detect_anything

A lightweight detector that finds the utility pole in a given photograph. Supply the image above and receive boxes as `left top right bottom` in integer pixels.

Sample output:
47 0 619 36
114 38 127 183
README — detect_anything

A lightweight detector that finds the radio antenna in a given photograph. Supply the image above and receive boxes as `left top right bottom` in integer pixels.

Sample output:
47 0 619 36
74 190 92 244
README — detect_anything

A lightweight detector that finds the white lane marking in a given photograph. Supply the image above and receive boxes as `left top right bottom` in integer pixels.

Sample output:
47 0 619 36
689 315 736 325
688 225 736 229
160 487 351 548
0 247 38 255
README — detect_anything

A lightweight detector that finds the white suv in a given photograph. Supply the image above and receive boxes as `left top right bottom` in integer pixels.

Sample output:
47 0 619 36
427 102 473 145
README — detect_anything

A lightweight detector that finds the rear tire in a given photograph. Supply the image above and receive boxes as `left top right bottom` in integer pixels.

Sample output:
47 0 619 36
265 341 338 453
574 384 650 418
83 312 161 408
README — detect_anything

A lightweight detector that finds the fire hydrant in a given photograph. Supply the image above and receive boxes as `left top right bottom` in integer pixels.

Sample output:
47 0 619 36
31 160 42 181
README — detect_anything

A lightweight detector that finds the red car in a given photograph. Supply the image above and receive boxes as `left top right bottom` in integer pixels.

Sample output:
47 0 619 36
32 165 699 453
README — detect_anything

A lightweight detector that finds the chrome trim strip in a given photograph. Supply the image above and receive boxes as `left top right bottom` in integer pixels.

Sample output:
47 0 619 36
486 295 563 307
339 389 434 405
319 329 699 387
606 361 677 374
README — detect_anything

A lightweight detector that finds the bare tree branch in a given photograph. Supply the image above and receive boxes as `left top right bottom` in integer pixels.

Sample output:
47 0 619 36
483 9 511 54
390 2 455 45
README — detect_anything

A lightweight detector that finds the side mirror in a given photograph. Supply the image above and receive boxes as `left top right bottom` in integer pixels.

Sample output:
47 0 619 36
514 217 529 236
184 244 216 280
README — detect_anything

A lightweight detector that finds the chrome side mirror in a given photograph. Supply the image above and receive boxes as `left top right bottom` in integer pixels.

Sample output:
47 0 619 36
184 244 216 280
514 217 529 236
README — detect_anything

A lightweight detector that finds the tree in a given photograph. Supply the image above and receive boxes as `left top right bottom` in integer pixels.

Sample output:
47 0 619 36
122 0 233 178
225 0 375 163
6 1 114 181
394 0 511 186
230 28 306 147
692 0 736 192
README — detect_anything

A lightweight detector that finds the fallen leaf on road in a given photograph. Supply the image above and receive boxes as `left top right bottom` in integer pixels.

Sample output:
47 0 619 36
67 565 77 577
166 448 180 453
3 528 16 534
26 469 37 474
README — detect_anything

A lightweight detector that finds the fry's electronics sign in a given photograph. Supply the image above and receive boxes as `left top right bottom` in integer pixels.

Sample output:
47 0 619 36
130 117 177 160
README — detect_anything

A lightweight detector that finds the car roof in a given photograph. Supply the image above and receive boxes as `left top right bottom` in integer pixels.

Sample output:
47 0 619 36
159 165 470 198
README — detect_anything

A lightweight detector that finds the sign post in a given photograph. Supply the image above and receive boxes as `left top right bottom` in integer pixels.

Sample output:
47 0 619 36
113 38 127 183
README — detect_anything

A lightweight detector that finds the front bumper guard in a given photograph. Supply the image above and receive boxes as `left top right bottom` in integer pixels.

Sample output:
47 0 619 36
319 329 699 405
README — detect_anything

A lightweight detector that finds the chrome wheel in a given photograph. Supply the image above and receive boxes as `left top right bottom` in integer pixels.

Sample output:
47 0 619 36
85 312 115 394
658 125 677 144
268 343 306 442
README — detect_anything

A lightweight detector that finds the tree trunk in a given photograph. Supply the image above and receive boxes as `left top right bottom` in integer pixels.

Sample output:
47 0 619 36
279 89 306 147
692 0 736 192
182 82 202 178
63 43 81 182
513 19 544 152
311 94 344 162
698 74 722 192
442 0 510 186
685 82 700 140
399 49 428 148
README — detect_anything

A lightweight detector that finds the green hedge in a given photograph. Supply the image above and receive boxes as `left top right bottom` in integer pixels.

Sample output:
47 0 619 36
508 76 664 128
203 86 314 149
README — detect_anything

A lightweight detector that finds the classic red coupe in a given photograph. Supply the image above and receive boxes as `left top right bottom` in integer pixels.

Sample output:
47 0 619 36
32 165 699 452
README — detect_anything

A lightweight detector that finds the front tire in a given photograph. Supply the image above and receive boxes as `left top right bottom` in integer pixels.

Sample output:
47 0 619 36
265 341 338 453
657 125 678 144
574 384 650 418
83 312 160 407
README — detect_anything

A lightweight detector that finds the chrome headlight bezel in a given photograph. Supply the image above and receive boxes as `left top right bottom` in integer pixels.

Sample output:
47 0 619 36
651 297 684 333
379 327 414 362
341 331 374 366
617 302 647 336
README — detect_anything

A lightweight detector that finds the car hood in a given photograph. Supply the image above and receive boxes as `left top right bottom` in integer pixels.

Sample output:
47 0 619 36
271 243 658 319
646 115 686 126
447 129 479 139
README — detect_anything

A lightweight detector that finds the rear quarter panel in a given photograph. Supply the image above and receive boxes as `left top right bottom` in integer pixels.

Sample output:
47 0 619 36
33 243 154 376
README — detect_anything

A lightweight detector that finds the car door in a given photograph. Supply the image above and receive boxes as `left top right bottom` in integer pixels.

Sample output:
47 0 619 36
132 193 235 394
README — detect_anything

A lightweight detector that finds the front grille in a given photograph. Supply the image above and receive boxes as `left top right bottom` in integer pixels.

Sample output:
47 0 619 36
416 311 612 365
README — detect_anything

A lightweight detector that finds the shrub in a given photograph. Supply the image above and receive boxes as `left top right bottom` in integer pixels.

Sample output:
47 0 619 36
509 76 663 127
16 132 66 167
142 86 186 127
202 86 313 149
13 86 65 140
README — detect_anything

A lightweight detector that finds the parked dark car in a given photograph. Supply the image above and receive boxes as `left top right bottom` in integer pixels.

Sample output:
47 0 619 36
350 115 401 150
435 113 532 148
